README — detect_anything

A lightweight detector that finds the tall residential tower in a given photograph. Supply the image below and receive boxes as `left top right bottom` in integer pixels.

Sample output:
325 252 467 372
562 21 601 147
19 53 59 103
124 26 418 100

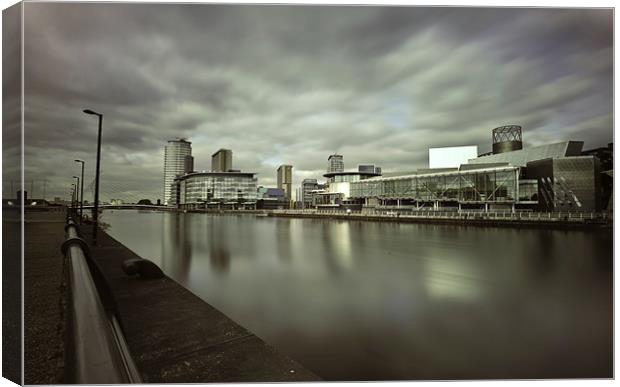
327 154 344 173
163 138 192 205
211 149 233 172
277 165 293 201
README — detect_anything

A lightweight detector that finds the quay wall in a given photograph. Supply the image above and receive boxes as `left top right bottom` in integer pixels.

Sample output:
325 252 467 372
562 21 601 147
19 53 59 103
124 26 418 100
266 211 611 230
76 223 319 383
178 208 611 230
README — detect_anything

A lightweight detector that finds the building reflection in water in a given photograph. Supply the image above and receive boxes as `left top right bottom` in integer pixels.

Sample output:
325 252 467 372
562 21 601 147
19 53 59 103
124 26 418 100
161 213 193 283
275 219 293 263
207 215 231 274
317 219 354 275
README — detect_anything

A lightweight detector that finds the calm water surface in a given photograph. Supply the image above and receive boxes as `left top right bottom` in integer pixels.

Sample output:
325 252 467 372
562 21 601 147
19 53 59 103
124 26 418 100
103 210 612 380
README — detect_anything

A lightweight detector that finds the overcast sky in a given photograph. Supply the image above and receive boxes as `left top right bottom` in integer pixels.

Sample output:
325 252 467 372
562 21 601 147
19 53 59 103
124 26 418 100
13 3 613 202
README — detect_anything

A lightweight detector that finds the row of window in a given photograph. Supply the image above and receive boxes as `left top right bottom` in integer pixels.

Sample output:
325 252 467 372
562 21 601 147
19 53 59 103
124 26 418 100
176 176 258 204
349 169 520 202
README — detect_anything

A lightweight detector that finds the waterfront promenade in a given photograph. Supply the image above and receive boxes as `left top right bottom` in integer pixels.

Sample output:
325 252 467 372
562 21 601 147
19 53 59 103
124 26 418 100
18 208 318 383
77 224 318 382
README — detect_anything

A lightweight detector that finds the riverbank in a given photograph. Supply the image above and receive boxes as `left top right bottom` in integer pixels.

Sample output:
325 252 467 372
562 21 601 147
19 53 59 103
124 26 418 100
102 209 613 380
77 222 319 383
181 208 611 230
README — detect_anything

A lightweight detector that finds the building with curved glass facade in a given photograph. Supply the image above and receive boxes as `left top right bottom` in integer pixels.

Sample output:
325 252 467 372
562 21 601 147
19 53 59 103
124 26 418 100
349 165 521 207
174 171 257 209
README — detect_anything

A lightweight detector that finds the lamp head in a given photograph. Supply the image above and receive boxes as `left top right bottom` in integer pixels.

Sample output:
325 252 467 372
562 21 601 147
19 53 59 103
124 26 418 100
83 109 100 116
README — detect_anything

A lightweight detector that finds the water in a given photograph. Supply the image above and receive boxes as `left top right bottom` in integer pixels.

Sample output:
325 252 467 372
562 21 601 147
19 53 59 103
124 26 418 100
102 210 613 380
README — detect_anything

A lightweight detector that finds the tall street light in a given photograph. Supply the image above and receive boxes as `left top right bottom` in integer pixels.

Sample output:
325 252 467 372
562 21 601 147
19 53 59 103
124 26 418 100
73 176 80 218
74 159 85 223
71 183 76 210
83 109 103 245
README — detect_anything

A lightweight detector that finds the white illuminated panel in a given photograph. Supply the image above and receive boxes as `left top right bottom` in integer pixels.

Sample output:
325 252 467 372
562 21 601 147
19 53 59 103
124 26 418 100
429 145 479 169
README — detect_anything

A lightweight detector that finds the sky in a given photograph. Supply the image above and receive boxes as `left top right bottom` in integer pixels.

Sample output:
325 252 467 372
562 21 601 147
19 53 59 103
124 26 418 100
6 3 614 202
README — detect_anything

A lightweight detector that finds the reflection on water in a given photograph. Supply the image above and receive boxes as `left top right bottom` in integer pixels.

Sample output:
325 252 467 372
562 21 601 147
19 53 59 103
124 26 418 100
103 211 613 380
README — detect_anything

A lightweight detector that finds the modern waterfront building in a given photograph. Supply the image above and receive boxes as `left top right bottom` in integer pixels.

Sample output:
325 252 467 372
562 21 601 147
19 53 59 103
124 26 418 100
211 149 233 172
299 179 329 208
526 156 601 212
163 138 192 206
348 164 530 211
256 187 289 209
428 146 478 169
316 167 383 209
277 165 293 201
300 179 318 207
174 171 257 210
308 126 608 213
327 154 344 173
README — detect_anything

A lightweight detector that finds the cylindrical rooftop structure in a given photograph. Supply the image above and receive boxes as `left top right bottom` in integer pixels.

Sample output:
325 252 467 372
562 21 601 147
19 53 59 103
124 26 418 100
492 125 523 154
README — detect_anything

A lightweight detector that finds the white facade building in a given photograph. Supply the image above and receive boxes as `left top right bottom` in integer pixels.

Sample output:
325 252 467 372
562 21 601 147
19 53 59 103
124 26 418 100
429 145 478 169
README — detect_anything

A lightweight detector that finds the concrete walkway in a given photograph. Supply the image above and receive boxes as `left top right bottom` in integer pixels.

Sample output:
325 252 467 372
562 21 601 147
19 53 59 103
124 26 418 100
23 209 68 384
79 224 319 383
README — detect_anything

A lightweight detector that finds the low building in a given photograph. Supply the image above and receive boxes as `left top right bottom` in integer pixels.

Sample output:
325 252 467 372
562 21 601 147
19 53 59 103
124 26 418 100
316 169 382 210
299 179 329 208
256 187 289 209
349 164 525 212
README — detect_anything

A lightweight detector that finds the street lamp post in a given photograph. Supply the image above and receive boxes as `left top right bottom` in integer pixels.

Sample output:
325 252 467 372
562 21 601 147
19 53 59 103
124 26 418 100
73 176 80 219
74 159 85 223
83 109 103 245
71 183 76 212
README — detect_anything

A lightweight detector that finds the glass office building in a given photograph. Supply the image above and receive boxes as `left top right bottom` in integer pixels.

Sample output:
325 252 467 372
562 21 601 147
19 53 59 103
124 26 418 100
349 165 522 205
175 171 257 209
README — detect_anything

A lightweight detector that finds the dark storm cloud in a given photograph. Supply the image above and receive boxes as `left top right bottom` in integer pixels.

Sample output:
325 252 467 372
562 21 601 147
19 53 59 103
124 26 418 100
20 3 613 201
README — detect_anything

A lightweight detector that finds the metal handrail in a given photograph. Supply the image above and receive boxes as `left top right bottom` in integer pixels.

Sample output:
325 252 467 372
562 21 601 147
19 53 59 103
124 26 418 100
62 218 142 384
